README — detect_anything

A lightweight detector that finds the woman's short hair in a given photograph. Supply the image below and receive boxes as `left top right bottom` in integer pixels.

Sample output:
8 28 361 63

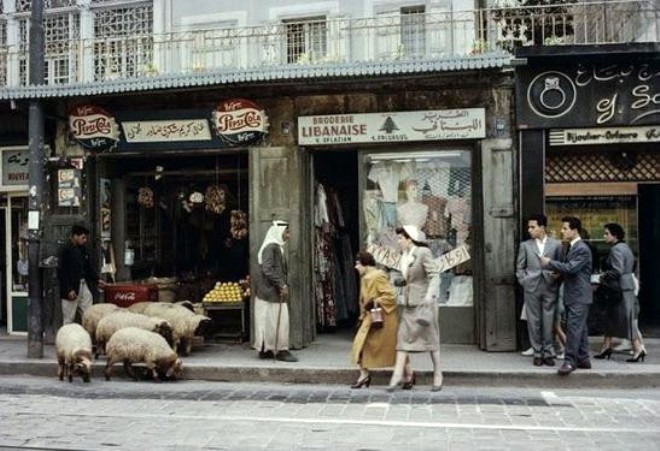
604 223 625 241
356 251 377 267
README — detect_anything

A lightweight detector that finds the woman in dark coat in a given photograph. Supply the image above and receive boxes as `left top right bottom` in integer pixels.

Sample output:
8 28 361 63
594 223 646 363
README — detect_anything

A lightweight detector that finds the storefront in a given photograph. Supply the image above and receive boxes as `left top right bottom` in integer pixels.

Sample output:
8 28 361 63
516 44 660 331
0 147 29 334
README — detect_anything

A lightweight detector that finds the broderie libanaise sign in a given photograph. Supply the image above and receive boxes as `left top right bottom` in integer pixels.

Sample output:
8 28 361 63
212 99 269 145
69 105 120 151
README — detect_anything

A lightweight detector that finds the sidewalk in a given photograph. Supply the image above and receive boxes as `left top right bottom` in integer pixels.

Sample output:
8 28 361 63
0 332 658 388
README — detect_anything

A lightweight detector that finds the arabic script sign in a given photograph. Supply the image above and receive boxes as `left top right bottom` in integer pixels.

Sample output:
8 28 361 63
2 149 29 186
212 99 269 145
121 119 212 143
69 105 120 150
298 109 486 145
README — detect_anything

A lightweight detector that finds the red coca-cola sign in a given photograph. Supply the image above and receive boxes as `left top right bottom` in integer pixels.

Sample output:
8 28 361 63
212 99 269 145
69 105 120 150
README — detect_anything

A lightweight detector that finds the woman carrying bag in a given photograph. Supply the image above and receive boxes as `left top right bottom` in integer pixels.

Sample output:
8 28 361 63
350 251 399 388
388 225 443 392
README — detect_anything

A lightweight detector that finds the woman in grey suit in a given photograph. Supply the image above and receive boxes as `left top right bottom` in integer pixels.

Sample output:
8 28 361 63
387 225 443 392
595 223 647 363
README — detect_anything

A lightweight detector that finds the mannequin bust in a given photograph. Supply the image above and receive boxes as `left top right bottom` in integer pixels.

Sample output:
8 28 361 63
397 180 428 230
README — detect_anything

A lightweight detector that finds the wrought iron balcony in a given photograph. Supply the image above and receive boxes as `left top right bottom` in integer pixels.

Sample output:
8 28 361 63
0 0 657 88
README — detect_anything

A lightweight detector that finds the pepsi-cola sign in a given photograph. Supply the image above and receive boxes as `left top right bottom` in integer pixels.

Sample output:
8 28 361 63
212 99 269 145
69 105 120 150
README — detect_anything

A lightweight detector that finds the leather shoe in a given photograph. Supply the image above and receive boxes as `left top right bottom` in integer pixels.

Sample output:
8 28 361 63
557 362 575 376
577 360 592 369
543 357 555 367
258 350 274 359
275 350 298 362
533 357 543 367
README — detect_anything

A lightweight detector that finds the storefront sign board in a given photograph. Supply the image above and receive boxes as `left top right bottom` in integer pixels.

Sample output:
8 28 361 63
298 109 486 145
69 105 120 150
2 149 29 185
549 125 660 146
121 119 212 143
516 57 660 129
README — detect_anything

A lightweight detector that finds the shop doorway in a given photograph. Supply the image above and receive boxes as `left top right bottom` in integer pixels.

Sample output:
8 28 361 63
2 195 28 334
638 184 660 332
312 150 360 331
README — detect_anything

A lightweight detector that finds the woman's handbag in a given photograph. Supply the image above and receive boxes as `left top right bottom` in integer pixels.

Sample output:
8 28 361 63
415 296 435 327
369 301 384 329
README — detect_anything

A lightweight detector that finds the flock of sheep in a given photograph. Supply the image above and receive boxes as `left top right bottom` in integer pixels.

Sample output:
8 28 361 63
55 301 212 383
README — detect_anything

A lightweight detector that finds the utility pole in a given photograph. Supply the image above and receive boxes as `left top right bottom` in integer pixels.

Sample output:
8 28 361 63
27 0 45 358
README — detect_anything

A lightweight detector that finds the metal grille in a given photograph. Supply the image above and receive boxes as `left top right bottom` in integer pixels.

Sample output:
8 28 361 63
285 17 327 64
546 150 660 183
15 0 76 12
93 4 153 80
400 5 426 58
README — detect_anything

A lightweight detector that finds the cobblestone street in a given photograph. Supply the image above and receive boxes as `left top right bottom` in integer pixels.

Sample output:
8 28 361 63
1 376 659 450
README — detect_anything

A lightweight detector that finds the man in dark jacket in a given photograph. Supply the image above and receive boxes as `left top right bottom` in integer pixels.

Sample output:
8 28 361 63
540 216 593 375
58 225 103 325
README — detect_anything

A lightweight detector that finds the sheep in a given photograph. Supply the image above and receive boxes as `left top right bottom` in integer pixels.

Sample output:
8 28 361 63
55 324 93 383
95 311 173 358
142 303 211 356
104 327 183 382
82 303 121 344
126 302 152 314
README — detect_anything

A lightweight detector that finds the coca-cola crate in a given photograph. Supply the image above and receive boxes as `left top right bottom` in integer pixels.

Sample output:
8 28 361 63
103 283 158 308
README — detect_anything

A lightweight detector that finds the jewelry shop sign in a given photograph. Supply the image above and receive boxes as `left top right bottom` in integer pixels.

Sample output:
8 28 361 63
549 125 660 146
298 109 485 145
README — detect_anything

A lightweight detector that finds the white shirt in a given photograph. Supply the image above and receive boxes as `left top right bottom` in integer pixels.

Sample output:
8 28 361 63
570 237 581 248
535 236 547 256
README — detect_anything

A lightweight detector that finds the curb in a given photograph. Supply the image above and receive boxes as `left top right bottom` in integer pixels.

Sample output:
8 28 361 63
2 360 659 389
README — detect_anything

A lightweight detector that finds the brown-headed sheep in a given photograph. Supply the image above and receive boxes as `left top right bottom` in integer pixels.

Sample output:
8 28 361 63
104 327 183 382
142 303 211 355
55 324 93 383
95 311 173 358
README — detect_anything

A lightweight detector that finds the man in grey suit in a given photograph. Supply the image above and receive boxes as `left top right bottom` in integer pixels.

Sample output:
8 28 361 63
516 214 562 366
540 216 593 376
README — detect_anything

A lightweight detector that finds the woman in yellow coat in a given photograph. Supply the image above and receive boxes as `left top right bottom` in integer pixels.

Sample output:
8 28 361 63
350 251 399 388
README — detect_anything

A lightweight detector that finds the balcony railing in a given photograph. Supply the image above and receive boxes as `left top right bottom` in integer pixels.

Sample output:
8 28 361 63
0 0 657 87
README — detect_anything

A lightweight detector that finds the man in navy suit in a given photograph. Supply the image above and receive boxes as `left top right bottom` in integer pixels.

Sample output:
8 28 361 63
540 217 593 376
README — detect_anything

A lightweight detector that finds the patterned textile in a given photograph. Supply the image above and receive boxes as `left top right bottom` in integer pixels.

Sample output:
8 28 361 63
423 195 447 238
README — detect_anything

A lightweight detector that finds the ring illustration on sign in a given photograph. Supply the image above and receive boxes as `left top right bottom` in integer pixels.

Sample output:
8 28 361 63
539 77 566 110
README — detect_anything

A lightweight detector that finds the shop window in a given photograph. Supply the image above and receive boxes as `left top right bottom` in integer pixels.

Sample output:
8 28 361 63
363 150 473 307
9 197 29 293
284 17 327 64
400 6 426 58
545 195 638 272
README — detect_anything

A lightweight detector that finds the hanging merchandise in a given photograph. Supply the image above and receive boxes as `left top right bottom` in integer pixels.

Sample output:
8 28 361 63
205 185 227 214
138 187 154 208
230 210 248 239
189 191 205 205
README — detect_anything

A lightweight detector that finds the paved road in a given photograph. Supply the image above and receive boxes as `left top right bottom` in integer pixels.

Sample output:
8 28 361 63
0 376 659 450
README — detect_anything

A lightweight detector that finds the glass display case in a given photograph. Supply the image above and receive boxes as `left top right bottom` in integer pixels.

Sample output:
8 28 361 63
362 149 473 307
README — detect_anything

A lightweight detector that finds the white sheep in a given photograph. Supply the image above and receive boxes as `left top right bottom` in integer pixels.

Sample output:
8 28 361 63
95 311 173 358
82 303 121 343
142 303 211 355
126 302 151 314
55 324 93 383
104 327 183 382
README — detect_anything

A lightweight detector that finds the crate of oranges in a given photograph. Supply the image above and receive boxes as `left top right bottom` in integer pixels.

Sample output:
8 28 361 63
203 281 246 304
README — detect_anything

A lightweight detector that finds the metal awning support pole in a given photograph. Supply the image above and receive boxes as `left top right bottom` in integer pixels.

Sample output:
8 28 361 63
27 0 46 359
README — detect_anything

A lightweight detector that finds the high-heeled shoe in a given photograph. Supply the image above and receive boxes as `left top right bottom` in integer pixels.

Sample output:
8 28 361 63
402 373 416 390
351 375 371 389
626 348 647 363
594 347 614 360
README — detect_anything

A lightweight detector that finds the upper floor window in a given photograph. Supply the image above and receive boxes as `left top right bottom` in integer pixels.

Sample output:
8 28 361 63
400 5 425 58
284 16 327 64
15 0 76 12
